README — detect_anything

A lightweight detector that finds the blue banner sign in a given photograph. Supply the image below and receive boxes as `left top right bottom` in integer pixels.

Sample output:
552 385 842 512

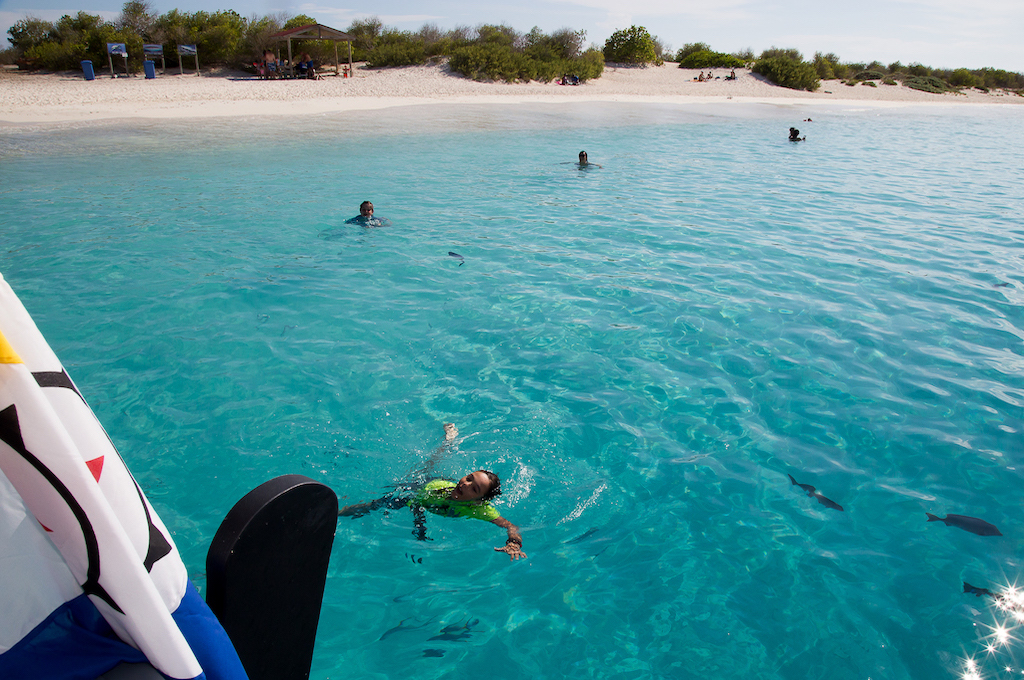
143 44 164 57
177 44 197 56
107 43 127 56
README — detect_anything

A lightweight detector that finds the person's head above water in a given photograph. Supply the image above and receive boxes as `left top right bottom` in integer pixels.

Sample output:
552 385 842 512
450 470 501 501
359 201 374 217
579 150 588 164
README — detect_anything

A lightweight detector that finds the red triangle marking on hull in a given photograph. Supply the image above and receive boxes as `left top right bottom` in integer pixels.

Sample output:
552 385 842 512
86 456 104 482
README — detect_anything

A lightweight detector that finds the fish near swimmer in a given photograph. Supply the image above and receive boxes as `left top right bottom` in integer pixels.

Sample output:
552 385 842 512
787 474 844 512
926 513 1002 536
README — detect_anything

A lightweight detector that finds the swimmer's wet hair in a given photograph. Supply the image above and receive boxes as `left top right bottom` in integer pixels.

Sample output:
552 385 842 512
481 470 501 500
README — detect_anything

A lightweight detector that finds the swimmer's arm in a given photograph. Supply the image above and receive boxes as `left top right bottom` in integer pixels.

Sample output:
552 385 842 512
491 517 526 561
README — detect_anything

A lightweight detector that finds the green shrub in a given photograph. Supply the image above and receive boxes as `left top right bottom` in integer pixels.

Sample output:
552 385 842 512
15 11 144 71
974 68 1024 90
525 26 586 60
347 16 382 60
448 41 603 83
450 43 521 81
367 31 427 67
853 70 884 80
882 77 896 85
904 75 951 93
24 39 88 70
732 47 755 63
863 81 876 87
812 52 836 79
948 68 976 88
753 56 820 91
603 25 658 65
677 50 744 69
575 48 605 81
759 46 802 62
7 17 54 53
674 42 710 62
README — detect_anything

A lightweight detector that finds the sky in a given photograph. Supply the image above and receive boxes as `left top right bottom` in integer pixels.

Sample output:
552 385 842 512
2 0 1023 72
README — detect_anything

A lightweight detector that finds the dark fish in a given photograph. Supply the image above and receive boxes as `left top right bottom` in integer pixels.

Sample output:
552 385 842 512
926 513 1002 536
428 618 477 642
423 649 445 658
993 282 1010 288
448 251 464 266
963 581 996 598
788 474 844 512
378 617 434 641
565 527 599 545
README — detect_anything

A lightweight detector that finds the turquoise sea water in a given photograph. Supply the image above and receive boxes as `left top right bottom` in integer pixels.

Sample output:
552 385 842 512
2 102 1024 679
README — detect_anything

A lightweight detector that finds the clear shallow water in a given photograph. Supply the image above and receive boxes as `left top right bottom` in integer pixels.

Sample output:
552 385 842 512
2 102 1024 679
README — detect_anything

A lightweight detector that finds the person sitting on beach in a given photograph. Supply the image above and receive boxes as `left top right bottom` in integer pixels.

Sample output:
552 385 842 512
338 425 526 561
789 127 806 141
726 69 736 80
299 53 316 79
345 200 390 227
698 71 705 82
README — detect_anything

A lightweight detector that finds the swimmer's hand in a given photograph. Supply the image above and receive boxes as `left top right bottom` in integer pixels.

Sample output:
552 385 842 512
495 540 527 561
491 517 525 560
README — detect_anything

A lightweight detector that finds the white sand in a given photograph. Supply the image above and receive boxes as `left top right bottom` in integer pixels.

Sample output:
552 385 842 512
1 61 1021 124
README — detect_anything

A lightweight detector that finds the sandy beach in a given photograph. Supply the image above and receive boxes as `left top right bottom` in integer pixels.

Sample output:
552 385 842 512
1 61 1022 124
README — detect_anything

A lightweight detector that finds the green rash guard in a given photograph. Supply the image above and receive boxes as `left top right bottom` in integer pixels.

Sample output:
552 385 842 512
409 479 500 522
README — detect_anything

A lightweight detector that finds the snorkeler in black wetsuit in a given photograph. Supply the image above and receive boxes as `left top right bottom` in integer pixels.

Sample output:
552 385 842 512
789 127 805 142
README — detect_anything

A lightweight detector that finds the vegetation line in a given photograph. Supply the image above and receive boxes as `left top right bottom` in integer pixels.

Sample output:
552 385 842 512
4 2 1022 93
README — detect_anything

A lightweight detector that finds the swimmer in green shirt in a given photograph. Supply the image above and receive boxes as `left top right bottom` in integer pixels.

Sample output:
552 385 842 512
339 428 526 561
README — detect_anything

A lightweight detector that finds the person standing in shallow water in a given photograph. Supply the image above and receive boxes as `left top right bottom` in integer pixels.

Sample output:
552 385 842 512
338 425 527 561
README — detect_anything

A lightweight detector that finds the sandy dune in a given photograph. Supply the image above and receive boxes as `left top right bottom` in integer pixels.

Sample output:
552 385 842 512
1 61 1021 124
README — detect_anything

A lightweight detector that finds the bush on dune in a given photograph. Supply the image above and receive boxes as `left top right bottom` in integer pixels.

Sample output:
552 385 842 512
676 49 745 69
448 40 602 83
442 24 602 83
853 70 884 81
602 25 660 66
366 31 427 67
6 2 1022 92
752 50 820 91
902 74 956 94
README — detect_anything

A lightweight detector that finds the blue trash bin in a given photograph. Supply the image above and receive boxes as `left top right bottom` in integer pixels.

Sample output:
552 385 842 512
81 60 95 81
143 60 156 79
